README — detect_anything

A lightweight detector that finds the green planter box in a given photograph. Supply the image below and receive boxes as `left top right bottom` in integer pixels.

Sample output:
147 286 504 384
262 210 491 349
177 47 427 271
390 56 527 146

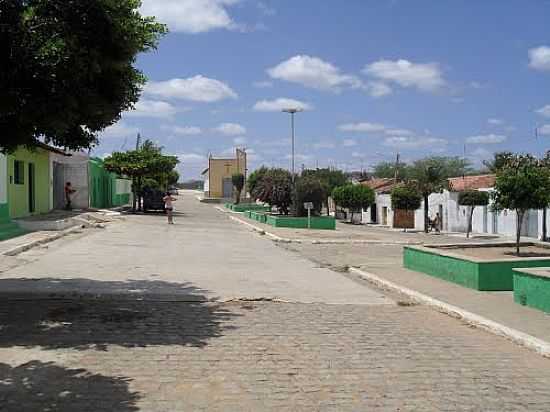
265 215 336 230
404 244 550 291
513 268 550 313
227 203 270 213
249 211 267 224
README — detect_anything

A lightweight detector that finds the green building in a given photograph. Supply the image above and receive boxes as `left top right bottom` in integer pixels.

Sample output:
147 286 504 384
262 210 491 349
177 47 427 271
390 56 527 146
89 158 132 209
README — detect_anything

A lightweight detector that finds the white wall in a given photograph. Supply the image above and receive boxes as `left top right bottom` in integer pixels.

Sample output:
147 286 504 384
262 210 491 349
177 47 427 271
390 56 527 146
50 152 90 209
0 154 7 205
116 179 131 195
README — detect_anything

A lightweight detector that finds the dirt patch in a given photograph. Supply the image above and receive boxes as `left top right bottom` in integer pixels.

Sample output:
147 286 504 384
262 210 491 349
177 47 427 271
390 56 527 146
432 245 550 260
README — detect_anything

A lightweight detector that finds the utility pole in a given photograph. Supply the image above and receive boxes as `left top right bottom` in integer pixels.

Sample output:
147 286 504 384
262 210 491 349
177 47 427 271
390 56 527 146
135 133 142 150
394 152 400 182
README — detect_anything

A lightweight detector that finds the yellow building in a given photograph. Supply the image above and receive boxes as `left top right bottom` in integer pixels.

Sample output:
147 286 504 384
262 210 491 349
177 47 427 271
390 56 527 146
202 149 247 198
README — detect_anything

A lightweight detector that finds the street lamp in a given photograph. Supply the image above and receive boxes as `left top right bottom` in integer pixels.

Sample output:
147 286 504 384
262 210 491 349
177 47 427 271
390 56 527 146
282 108 303 177
282 108 303 215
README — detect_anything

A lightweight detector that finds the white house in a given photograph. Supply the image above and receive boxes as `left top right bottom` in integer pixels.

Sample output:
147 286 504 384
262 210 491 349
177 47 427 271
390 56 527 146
361 174 545 239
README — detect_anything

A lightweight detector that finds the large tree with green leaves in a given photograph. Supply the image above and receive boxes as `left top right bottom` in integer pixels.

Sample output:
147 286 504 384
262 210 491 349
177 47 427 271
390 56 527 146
252 168 292 215
104 140 178 211
458 190 490 238
492 154 550 254
301 168 347 214
408 157 452 233
0 0 166 152
331 184 374 224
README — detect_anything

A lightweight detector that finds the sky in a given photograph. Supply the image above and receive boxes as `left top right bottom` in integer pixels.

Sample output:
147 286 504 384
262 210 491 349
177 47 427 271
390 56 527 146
95 0 550 180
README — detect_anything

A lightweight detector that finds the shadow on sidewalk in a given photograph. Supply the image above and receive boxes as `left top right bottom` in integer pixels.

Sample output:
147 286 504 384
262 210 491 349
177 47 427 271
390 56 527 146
0 361 140 412
0 278 240 351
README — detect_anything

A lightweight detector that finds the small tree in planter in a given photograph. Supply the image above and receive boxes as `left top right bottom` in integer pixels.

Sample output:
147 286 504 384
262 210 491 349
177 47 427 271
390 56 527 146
391 185 421 231
295 176 326 217
492 154 550 255
232 173 245 204
252 168 292 215
331 186 347 220
458 190 490 238
332 185 374 224
248 166 268 200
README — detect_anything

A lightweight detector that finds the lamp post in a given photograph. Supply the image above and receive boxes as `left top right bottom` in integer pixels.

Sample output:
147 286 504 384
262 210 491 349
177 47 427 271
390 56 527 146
282 108 303 215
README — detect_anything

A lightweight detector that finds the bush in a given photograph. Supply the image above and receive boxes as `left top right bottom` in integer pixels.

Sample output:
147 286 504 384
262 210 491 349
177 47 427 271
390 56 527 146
295 176 326 217
391 185 422 211
458 190 490 207
248 166 268 199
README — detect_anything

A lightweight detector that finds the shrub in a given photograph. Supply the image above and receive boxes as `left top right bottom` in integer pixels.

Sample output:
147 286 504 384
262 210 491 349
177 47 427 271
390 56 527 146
252 168 292 215
247 166 268 199
332 184 375 223
391 185 422 211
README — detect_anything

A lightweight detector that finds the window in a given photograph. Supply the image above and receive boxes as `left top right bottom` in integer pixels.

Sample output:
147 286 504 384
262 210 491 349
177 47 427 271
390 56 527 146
13 160 24 185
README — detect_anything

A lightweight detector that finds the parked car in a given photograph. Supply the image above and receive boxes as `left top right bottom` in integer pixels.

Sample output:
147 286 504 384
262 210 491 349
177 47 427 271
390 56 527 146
142 188 166 213
169 187 179 196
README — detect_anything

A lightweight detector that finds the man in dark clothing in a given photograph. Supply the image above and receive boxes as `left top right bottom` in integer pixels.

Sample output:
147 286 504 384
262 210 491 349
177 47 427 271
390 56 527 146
64 182 76 210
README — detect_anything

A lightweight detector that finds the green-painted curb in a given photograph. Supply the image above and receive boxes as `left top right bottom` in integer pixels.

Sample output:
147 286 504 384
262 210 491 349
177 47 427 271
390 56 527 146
513 270 550 313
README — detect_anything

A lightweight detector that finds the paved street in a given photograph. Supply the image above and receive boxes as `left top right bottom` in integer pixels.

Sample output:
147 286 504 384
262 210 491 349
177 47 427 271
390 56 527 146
1 191 550 411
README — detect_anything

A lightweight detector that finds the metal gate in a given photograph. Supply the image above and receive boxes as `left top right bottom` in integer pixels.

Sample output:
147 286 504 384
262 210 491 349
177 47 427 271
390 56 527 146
53 162 66 209
222 178 233 198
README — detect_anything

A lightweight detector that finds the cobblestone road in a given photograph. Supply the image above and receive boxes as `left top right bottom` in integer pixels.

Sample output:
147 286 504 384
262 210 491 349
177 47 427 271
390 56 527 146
1 299 550 411
2 192 550 411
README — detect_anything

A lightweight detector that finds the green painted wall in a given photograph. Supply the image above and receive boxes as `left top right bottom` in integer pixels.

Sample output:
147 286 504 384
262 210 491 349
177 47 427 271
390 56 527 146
89 159 131 209
514 271 550 313
266 215 336 230
0 204 10 224
404 247 550 291
7 147 51 219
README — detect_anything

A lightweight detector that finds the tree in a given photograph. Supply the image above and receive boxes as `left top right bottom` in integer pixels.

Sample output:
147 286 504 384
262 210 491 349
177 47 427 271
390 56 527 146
332 185 374 224
104 140 179 212
0 0 166 152
295 176 326 217
458 190 490 238
492 154 550 254
248 166 268 199
483 152 514 173
301 168 347 214
372 161 410 180
252 168 292 215
391 185 422 211
408 157 451 233
232 173 245 204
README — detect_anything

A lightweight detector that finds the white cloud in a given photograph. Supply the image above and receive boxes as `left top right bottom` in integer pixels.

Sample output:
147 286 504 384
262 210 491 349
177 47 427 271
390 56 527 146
253 98 312 112
383 136 447 149
466 134 507 144
214 122 247 136
470 147 492 164
351 151 365 158
145 76 237 102
125 100 178 119
536 105 550 118
539 124 550 136
487 118 504 126
267 55 362 92
363 59 445 92
343 139 357 147
338 122 386 133
364 81 392 97
253 80 273 88
385 128 414 137
140 0 240 34
233 136 247 145
285 153 312 162
529 46 550 71
100 122 139 139
162 125 203 136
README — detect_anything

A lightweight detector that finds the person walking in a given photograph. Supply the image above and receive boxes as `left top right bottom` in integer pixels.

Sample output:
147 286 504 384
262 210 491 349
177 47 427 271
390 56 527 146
163 191 177 224
64 182 76 210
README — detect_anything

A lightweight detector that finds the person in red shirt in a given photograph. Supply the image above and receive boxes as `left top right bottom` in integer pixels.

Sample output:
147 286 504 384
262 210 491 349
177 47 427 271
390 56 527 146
64 182 76 210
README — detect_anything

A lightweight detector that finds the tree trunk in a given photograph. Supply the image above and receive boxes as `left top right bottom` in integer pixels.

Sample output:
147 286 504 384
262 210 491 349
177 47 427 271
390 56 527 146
516 210 524 255
137 177 143 211
424 194 429 233
235 188 241 205
467 206 474 238
132 178 137 212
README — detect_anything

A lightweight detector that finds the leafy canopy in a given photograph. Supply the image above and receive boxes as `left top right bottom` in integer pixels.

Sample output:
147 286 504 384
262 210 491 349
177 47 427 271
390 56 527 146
391 185 422 211
458 190 490 207
332 185 374 212
251 168 292 215
295 176 326 217
0 0 166 152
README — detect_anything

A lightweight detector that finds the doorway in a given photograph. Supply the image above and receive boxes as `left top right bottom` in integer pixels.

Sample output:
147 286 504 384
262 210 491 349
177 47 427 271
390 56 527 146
438 204 444 231
370 203 377 223
382 207 388 225
28 163 35 214
222 178 233 198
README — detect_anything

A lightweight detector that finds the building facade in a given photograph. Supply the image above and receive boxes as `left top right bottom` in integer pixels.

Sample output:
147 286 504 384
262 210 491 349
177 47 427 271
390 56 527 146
202 149 247 199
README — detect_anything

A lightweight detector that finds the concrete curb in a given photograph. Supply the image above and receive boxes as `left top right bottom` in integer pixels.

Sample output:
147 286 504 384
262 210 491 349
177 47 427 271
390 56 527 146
224 212 422 246
2 226 84 257
349 267 550 359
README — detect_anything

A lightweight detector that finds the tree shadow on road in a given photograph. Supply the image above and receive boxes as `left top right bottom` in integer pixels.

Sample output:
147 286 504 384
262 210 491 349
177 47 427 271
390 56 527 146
0 278 240 351
0 361 140 412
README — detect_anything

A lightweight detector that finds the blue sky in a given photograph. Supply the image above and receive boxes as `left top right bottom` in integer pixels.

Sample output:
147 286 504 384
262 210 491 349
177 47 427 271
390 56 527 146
95 0 550 180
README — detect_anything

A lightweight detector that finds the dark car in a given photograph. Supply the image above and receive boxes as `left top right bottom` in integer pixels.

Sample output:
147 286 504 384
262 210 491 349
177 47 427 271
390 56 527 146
142 188 166 213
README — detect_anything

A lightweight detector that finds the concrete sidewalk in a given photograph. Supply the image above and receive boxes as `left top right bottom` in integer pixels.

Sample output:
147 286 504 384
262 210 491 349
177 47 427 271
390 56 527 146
279 242 550 353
